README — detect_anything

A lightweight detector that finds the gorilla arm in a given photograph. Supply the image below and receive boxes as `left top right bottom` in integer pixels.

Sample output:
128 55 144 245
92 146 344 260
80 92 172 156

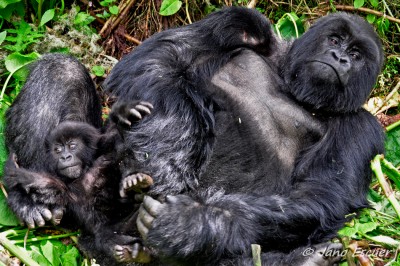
3 154 67 228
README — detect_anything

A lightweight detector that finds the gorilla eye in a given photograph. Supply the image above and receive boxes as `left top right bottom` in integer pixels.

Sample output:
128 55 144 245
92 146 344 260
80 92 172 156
329 36 339 46
54 146 62 153
69 143 77 150
349 51 361 60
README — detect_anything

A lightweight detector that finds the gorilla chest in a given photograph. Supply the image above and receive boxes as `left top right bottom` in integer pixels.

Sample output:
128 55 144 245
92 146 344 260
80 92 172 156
202 51 324 192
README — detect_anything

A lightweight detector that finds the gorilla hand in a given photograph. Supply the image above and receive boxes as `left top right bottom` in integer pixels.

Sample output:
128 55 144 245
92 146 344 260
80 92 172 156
110 101 153 127
137 196 163 240
119 173 153 198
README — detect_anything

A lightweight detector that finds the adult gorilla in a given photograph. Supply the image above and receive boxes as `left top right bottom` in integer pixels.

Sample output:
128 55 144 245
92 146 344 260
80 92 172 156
104 8 384 265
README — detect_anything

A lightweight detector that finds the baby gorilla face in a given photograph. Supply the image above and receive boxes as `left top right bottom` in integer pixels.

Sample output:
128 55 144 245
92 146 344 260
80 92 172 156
52 138 84 179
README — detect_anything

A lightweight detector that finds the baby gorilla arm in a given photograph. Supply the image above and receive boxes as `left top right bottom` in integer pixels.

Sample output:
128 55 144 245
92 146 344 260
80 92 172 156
4 154 67 228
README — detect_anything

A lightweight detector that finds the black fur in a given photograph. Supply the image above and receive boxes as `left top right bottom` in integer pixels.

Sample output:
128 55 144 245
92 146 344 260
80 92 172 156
104 7 385 265
3 54 142 263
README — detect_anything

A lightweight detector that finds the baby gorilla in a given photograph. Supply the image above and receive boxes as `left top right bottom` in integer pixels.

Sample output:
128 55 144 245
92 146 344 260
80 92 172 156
4 101 153 263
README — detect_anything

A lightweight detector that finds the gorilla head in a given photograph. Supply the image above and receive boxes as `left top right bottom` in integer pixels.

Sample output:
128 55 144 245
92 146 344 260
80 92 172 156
46 121 100 180
283 13 384 113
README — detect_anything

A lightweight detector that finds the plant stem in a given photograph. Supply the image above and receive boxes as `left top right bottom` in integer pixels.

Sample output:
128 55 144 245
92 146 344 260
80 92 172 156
371 155 400 219
251 244 261 266
0 230 40 266
12 232 79 244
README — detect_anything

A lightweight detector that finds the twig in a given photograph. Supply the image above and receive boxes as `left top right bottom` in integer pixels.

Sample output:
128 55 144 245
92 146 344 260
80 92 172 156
247 0 257 8
123 33 142 45
373 80 400 115
324 5 400 24
100 0 137 38
185 0 192 24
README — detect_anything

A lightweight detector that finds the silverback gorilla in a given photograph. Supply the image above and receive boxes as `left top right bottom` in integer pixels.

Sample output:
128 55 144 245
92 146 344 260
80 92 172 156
103 7 385 266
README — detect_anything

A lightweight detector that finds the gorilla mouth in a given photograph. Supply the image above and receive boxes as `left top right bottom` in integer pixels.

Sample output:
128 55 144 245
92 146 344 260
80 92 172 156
59 164 81 170
309 60 343 86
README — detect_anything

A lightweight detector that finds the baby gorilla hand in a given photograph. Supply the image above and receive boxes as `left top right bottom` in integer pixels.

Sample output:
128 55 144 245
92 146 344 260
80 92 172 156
110 101 153 127
114 242 152 263
119 173 153 198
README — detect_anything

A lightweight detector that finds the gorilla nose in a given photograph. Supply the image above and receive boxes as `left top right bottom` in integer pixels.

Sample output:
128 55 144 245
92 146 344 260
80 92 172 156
331 51 350 66
61 154 72 162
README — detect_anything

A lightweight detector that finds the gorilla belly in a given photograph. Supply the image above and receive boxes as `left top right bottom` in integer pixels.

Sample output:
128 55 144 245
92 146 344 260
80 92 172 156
201 50 325 193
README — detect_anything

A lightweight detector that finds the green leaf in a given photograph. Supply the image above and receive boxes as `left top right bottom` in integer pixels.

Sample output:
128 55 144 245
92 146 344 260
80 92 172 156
40 241 56 266
357 222 377 234
28 246 51 266
40 9 55 27
5 52 40 81
275 13 305 39
354 0 364 8
92 65 105 77
0 189 19 226
61 246 80 266
0 0 21 9
338 226 358 238
366 14 376 24
109 5 118 15
384 127 400 167
74 12 95 26
368 0 379 7
0 31 6 45
159 0 182 16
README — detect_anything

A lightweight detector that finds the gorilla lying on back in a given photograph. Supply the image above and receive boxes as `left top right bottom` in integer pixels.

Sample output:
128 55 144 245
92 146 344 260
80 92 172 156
104 7 384 265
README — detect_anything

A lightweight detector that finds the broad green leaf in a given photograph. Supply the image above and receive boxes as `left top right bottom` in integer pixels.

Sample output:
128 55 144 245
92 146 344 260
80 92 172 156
366 14 376 24
28 246 51 266
354 0 364 8
357 222 377 234
0 189 19 226
0 0 20 9
109 5 119 15
369 0 379 7
40 9 55 27
5 52 40 81
40 241 56 266
376 17 390 34
275 13 305 39
338 226 358 238
159 0 182 16
0 1 24 21
385 127 400 167
0 31 6 45
61 246 80 266
74 12 95 26
92 65 105 77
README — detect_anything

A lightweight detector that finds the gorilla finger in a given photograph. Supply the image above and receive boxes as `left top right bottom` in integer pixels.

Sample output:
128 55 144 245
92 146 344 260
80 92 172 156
117 115 132 126
135 105 152 115
40 208 52 221
33 214 45 227
139 102 154 110
51 207 64 225
137 174 144 182
143 196 163 216
132 243 140 258
119 187 127 198
25 217 36 229
138 205 154 228
129 108 142 120
136 217 149 240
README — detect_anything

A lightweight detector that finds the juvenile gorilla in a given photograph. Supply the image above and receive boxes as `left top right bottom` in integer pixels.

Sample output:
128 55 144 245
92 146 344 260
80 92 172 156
3 54 152 263
104 7 384 265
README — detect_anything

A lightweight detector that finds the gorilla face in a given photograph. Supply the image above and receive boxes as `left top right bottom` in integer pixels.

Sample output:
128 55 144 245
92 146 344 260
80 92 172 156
283 13 384 113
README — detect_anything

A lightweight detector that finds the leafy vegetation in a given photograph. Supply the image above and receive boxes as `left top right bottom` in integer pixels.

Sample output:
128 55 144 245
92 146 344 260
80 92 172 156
0 0 398 265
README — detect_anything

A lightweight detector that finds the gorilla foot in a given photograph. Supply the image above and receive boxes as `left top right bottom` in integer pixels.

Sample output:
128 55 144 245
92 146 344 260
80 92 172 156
113 243 152 263
119 173 153 197
301 243 343 266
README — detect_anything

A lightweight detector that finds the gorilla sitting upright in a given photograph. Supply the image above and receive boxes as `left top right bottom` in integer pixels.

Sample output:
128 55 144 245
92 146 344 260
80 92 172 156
103 7 384 265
